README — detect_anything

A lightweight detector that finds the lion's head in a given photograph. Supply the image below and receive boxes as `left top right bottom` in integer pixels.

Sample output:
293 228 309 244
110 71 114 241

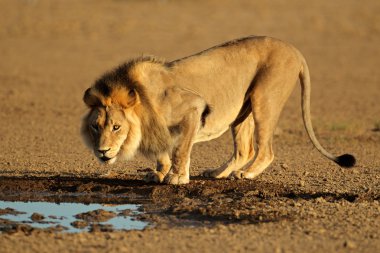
81 85 143 164
81 59 172 164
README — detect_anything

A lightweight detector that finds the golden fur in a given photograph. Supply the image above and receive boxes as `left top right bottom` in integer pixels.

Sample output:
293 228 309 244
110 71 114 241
82 63 172 163
82 36 355 184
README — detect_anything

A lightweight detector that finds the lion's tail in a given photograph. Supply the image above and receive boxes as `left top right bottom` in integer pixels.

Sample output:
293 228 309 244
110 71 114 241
299 58 356 168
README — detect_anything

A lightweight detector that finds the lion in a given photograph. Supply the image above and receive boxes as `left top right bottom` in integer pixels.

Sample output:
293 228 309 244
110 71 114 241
81 36 355 185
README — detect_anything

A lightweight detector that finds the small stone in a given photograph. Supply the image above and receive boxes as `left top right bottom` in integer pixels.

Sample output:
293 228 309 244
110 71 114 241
224 198 234 203
75 209 116 222
118 209 132 216
315 197 326 203
343 240 356 249
281 163 289 170
89 223 114 233
299 180 305 187
233 210 240 219
30 213 44 221
0 208 25 216
71 220 89 229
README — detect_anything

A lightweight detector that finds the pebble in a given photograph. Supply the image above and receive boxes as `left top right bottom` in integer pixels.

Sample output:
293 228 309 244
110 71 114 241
281 163 289 170
315 197 326 203
225 198 233 203
30 213 44 221
70 220 88 229
343 240 357 249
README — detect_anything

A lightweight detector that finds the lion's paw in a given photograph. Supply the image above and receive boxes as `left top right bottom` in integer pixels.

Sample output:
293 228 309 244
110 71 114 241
202 169 227 178
164 173 189 185
229 170 253 180
144 171 165 183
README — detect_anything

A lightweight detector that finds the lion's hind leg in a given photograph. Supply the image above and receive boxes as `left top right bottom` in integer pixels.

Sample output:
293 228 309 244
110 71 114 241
230 66 298 179
203 114 255 178
229 104 276 179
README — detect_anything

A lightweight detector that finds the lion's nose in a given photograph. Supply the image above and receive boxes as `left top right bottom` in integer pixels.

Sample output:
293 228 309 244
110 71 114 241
98 148 111 155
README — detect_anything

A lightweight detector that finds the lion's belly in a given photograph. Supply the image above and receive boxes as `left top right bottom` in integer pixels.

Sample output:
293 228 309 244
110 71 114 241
194 100 244 143
193 86 248 143
194 126 230 143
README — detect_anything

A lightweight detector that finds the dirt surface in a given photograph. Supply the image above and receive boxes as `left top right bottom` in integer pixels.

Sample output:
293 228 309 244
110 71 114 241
0 0 380 252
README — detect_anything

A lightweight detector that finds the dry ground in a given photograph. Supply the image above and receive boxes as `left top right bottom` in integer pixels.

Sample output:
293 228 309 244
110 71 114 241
0 0 379 252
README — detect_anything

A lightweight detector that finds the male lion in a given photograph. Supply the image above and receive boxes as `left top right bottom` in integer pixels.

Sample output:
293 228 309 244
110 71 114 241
82 36 355 185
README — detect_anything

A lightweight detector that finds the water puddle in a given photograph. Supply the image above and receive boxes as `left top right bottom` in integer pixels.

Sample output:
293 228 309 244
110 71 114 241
0 200 148 233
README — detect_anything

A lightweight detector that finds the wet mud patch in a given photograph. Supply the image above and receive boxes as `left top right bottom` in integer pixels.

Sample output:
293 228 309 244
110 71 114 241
0 176 379 234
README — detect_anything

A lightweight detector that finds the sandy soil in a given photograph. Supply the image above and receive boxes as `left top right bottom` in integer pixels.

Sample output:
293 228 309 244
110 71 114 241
0 0 379 252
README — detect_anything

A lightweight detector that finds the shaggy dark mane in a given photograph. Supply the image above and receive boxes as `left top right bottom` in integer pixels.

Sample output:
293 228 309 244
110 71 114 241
94 56 167 101
91 56 172 158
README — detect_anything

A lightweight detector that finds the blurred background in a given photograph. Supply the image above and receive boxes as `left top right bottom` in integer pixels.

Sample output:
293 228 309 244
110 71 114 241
0 0 379 177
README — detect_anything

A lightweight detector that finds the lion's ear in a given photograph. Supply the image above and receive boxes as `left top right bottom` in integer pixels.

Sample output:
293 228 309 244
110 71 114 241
116 88 140 108
83 88 101 107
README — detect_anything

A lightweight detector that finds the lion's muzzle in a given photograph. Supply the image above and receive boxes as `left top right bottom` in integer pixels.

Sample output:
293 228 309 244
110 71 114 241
95 147 118 164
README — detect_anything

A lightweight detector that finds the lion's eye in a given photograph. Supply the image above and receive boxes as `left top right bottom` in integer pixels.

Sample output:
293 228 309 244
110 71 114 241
113 125 121 131
91 124 99 132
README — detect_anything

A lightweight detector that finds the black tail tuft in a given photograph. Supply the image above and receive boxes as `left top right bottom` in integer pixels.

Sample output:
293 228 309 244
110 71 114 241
335 154 356 168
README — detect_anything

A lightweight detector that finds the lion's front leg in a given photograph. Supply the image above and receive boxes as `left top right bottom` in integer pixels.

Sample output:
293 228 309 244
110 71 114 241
144 153 171 183
164 108 201 185
164 157 191 185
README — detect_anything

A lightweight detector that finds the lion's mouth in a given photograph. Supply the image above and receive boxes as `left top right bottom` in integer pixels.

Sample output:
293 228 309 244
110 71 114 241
100 156 112 162
98 155 117 165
